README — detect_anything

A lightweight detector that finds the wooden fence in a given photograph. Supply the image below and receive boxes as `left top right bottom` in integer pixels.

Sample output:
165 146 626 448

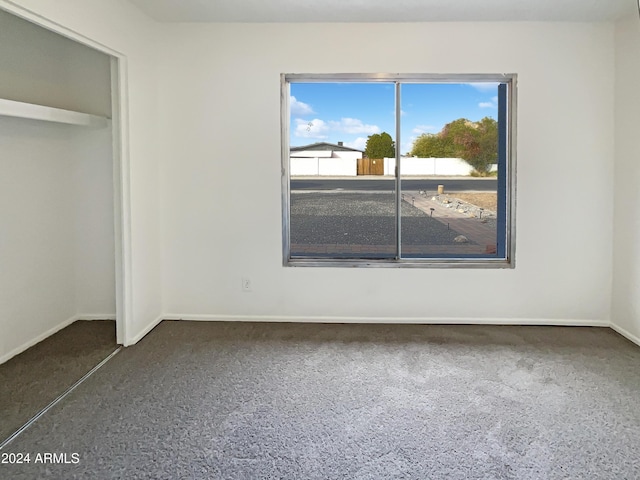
357 158 384 175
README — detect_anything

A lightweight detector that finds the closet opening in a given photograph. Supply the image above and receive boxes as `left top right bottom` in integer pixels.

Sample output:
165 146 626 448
0 6 130 445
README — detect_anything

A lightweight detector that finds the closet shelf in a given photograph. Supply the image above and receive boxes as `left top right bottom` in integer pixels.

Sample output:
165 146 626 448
0 98 109 128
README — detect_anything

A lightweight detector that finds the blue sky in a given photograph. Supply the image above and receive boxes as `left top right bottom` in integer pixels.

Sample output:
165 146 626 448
290 82 499 155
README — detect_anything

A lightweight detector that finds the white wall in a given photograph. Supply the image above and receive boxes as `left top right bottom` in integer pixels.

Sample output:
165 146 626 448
159 22 614 324
290 149 361 176
2 0 164 345
0 9 111 117
1 5 620 343
318 157 356 176
612 15 640 343
0 118 78 361
72 127 116 316
293 157 491 177
290 148 369 177
290 157 319 175
384 157 476 176
290 157 358 176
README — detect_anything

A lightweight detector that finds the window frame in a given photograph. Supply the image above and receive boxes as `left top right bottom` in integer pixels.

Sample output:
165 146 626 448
281 73 517 268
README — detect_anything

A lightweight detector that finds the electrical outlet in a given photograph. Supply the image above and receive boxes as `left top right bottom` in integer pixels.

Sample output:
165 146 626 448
241 277 252 292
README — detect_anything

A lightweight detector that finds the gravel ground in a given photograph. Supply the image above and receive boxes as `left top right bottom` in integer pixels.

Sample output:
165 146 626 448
291 192 468 246
445 192 497 212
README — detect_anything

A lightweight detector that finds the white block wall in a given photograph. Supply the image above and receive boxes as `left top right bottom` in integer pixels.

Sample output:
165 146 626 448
385 157 475 176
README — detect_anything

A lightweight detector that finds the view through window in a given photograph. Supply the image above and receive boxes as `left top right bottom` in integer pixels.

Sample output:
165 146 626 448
282 74 515 267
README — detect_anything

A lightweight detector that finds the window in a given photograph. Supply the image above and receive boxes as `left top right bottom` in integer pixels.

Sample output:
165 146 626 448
281 74 516 267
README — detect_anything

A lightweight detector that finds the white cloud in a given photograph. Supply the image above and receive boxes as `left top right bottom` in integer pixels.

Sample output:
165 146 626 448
290 96 315 116
412 124 438 135
479 96 499 109
468 82 499 92
328 117 380 135
345 137 368 151
294 118 329 139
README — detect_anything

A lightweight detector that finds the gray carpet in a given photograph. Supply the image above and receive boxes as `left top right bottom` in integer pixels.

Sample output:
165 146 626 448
2 321 640 479
0 320 117 442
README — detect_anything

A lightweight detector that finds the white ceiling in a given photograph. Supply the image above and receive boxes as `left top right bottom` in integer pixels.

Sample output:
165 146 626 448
127 0 636 23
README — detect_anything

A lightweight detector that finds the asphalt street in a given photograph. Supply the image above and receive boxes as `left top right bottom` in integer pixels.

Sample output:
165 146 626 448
291 177 496 192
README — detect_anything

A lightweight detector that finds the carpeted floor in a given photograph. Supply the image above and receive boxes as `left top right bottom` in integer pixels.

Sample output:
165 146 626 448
2 321 640 479
0 320 117 442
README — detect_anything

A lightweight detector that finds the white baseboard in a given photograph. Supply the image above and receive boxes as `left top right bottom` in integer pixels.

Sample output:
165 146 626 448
1 313 625 366
75 314 117 321
124 314 163 347
0 314 79 365
162 313 611 327
610 323 640 347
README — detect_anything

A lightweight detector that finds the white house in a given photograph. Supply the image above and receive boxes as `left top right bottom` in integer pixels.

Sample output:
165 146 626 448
290 141 363 176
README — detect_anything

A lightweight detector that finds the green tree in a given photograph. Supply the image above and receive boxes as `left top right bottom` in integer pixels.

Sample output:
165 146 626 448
410 133 454 158
410 117 497 174
473 117 498 174
365 132 395 158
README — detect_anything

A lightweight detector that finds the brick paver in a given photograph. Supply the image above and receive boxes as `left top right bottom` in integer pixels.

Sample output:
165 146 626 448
402 190 497 251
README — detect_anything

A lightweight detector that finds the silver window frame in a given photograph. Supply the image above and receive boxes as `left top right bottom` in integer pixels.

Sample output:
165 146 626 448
281 73 517 268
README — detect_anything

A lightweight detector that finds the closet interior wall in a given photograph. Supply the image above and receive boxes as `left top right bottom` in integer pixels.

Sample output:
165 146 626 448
0 9 116 363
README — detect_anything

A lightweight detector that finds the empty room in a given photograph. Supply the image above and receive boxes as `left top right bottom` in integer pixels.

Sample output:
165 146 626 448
1 0 639 478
